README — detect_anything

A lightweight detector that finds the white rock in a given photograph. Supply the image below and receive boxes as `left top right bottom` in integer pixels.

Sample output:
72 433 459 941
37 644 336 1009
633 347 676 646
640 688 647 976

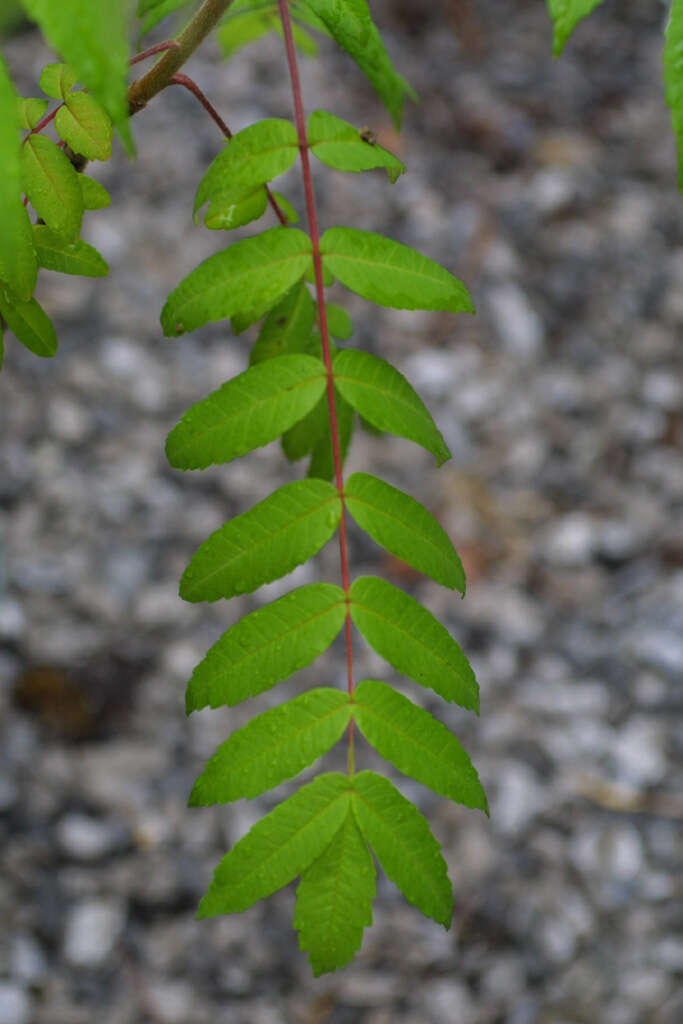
0 984 30 1024
146 981 194 1024
611 717 667 787
492 763 552 835
423 979 475 1024
541 512 596 566
10 934 47 985
487 283 545 357
63 900 125 967
56 814 122 861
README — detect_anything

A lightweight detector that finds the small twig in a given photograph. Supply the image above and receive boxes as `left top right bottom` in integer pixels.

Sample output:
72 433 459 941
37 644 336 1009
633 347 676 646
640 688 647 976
23 103 62 144
129 40 181 67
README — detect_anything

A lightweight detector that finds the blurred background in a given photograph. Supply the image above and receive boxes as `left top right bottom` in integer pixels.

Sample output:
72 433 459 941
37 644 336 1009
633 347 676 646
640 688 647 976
1 1 682 1021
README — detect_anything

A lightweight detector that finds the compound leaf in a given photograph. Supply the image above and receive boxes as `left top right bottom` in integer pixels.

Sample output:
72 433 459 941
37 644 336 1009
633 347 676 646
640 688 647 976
299 0 414 128
344 472 465 592
190 688 351 804
351 771 452 926
186 583 347 712
349 576 479 712
547 1 606 56
180 479 342 602
0 286 57 358
21 134 83 241
250 280 315 365
198 773 351 917
308 110 405 182
333 348 450 466
320 227 474 313
33 225 108 277
21 0 133 154
166 353 326 470
79 175 111 210
295 806 375 976
352 680 488 812
55 90 112 161
161 227 312 336
0 56 37 301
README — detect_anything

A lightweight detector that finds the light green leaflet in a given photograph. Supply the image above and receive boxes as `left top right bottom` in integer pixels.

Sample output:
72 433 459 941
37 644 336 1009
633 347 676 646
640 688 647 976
39 62 77 99
0 287 57 358
308 110 405 183
349 576 479 712
344 472 466 592
307 391 354 482
271 191 299 224
194 120 299 218
323 302 352 340
180 479 342 602
198 773 352 917
333 348 450 466
17 97 48 131
190 688 352 803
185 583 347 712
352 681 488 812
299 0 415 128
79 175 111 210
161 227 313 335
55 91 112 161
320 227 474 313
0 56 37 302
138 0 195 40
204 185 268 231
166 354 326 470
21 134 84 241
21 0 133 154
547 1 606 56
33 225 108 277
351 771 453 927
295 807 375 976
250 281 315 366
217 10 274 58
665 0 683 190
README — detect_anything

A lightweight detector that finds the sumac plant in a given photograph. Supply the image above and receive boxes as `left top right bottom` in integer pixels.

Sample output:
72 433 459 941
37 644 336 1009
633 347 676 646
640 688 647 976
2 0 683 977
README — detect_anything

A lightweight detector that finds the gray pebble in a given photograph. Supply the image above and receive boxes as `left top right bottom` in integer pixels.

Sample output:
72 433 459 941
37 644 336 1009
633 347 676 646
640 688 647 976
0 985 30 1024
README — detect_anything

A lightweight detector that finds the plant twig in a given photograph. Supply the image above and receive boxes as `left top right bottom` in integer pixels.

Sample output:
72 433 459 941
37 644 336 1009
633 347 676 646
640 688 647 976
129 40 182 67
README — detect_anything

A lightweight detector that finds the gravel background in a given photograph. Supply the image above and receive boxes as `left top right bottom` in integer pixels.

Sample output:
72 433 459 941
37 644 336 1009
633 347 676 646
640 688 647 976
1 1 682 1022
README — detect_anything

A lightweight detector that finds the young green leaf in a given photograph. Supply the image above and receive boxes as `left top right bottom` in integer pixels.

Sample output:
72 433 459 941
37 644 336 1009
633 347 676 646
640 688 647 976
282 394 330 462
322 302 352 340
307 391 354 482
186 583 347 712
0 286 57 358
270 191 299 224
0 56 37 301
198 773 352 917
547 1 606 56
217 10 275 58
344 472 466 592
295 806 376 976
349 576 479 712
21 0 133 154
79 175 111 210
166 353 326 470
665 0 683 190
204 185 268 231
180 479 342 602
32 225 108 277
161 227 312 336
39 62 77 100
21 134 84 241
320 227 474 313
351 771 453 926
352 680 488 812
17 97 48 131
308 110 405 182
299 0 415 128
55 90 113 161
138 0 195 40
250 280 315 365
190 688 351 804
333 349 450 466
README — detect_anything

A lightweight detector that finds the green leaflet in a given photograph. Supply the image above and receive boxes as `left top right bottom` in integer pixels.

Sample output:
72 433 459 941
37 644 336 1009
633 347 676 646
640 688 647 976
161 227 312 336
33 225 108 277
204 185 268 231
282 393 331 462
307 390 354 482
55 90 113 161
270 191 299 224
21 134 84 242
217 10 275 58
665 0 683 190
351 771 453 927
333 348 450 466
20 0 133 154
186 583 347 712
344 472 466 593
190 688 351 803
349 576 479 712
323 302 352 340
180 479 342 602
194 120 299 217
79 175 111 210
166 354 326 470
198 773 351 916
295 806 375 976
320 227 474 313
17 97 48 131
138 0 195 40
299 0 415 128
352 681 488 812
39 62 77 99
546 0 606 56
0 56 37 301
249 280 315 365
0 286 57 358
308 110 405 183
